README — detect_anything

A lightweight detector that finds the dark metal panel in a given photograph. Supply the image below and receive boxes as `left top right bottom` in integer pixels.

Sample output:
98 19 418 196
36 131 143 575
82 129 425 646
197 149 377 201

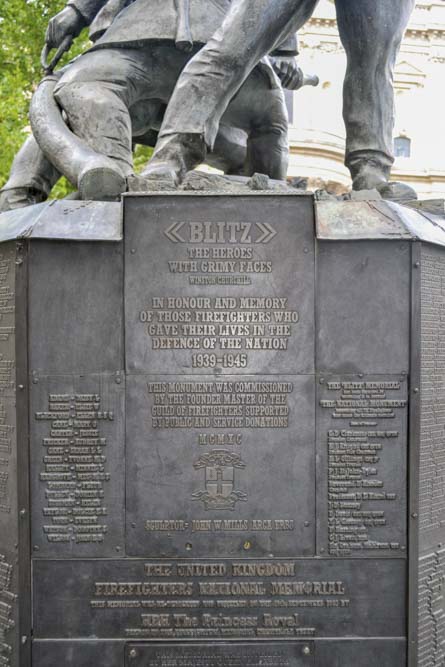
314 639 406 666
417 243 445 547
125 374 315 558
125 642 315 666
0 397 19 667
413 242 445 667
124 195 315 376
0 242 20 667
28 240 123 374
408 242 421 667
30 374 125 558
15 241 31 666
32 558 406 640
316 374 408 558
316 241 410 375
32 640 124 666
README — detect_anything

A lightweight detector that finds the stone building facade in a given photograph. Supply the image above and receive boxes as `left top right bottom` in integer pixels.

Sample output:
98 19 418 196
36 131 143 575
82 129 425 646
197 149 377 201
289 0 445 198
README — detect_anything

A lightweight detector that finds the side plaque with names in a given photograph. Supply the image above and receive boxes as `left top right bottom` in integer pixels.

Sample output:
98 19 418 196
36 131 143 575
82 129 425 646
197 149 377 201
0 243 18 667
30 375 125 558
317 375 408 557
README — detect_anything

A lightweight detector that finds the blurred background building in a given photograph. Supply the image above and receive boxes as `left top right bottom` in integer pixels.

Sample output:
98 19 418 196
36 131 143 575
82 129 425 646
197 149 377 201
288 0 445 197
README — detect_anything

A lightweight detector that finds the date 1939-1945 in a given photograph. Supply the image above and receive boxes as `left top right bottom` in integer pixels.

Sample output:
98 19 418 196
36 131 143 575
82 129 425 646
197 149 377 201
192 354 248 369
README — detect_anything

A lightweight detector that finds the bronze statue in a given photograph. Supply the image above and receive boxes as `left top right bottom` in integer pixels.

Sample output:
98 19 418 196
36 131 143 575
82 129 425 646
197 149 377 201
142 0 415 190
0 0 310 209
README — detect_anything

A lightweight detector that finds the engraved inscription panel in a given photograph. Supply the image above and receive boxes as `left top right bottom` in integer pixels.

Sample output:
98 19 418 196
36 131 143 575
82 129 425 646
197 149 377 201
0 553 18 667
0 245 16 525
0 244 16 372
0 244 18 667
417 245 445 666
126 375 314 557
30 375 125 557
419 246 445 539
124 195 315 375
125 643 314 667
32 558 405 640
418 548 445 666
317 375 407 557
0 398 16 543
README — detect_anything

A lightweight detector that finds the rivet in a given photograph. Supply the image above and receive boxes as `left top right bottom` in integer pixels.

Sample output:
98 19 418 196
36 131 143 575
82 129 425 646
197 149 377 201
129 649 137 659
414 261 420 268
185 543 193 551
21 636 27 645
115 546 121 552
319 377 324 384
130 249 136 255
304 521 310 527
18 384 24 390
413 387 419 393
32 378 38 384
412 513 418 519
243 541 251 550
302 646 311 656
19 509 26 518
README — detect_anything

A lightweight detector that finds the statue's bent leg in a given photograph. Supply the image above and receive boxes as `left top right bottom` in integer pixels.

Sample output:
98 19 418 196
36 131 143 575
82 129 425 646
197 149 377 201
144 0 319 183
336 0 415 190
0 136 60 212
221 69 289 180
53 48 152 199
207 127 248 175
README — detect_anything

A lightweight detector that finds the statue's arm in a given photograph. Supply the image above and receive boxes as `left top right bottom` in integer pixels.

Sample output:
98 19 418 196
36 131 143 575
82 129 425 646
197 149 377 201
272 34 298 57
270 34 304 90
45 0 107 48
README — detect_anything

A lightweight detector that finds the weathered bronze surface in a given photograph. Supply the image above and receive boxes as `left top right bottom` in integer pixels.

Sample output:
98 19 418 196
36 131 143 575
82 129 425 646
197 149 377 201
1 194 445 666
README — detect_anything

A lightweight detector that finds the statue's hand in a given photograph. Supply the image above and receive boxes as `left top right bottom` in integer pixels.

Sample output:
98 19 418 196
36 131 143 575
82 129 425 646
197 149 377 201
272 57 304 90
45 6 85 49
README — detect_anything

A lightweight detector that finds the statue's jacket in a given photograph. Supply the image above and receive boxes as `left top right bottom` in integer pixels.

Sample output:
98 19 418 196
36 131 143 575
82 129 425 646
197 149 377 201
68 0 297 79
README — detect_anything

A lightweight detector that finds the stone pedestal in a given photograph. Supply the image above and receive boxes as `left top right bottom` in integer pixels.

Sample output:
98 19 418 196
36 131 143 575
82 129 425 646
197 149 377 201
0 194 444 667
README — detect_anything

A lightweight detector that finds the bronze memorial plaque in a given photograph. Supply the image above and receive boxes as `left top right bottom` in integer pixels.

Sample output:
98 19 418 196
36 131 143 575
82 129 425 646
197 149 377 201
124 195 316 562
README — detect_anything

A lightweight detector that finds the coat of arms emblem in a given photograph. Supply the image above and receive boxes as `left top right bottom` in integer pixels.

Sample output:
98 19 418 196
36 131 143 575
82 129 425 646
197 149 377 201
192 450 247 511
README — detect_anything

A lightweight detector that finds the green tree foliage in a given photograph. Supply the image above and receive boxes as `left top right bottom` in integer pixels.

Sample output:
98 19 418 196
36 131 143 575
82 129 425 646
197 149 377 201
0 0 87 192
